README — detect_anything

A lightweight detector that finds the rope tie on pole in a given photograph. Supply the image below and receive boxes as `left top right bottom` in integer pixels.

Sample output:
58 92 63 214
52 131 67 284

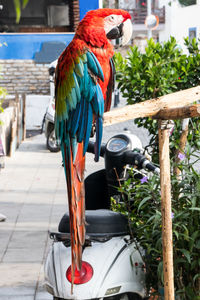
159 119 174 131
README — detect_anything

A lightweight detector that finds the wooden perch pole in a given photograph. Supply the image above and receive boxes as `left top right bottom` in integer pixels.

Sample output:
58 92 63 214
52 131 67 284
159 120 175 300
103 86 200 126
152 104 200 120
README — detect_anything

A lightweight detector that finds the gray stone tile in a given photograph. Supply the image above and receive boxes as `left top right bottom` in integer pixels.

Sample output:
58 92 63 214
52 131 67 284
0 295 34 300
7 231 48 249
17 204 52 222
35 291 52 300
0 286 34 297
15 221 50 232
3 247 44 263
0 262 41 287
0 230 13 260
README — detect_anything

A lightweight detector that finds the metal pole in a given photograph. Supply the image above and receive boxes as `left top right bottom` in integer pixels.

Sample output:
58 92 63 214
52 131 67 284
99 0 103 8
147 0 152 39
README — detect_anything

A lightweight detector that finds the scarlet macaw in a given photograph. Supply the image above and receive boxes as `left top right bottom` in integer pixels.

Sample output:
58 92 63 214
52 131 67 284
55 8 132 288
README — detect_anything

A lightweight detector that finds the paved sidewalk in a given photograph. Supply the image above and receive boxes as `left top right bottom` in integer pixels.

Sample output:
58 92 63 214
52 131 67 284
0 119 149 300
0 134 68 300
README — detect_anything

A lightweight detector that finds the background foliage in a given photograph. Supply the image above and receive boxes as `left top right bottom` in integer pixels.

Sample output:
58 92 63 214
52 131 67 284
0 0 26 120
13 0 29 23
178 0 196 6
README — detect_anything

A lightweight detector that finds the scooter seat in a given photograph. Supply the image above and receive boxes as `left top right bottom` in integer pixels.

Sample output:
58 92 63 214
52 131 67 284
58 209 129 237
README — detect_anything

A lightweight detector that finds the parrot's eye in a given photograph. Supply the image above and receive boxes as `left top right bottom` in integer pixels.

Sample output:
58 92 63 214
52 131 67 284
105 14 123 24
109 15 116 22
105 14 117 24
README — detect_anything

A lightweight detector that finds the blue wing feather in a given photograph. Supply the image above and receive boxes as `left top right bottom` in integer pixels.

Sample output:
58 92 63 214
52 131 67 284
70 102 82 136
86 52 99 77
89 51 104 82
94 116 103 162
77 97 86 143
92 84 104 117
55 49 105 162
96 84 104 117
83 102 93 155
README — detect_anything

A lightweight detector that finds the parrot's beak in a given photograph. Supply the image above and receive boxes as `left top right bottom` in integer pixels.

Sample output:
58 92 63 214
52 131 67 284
106 18 132 46
121 18 133 45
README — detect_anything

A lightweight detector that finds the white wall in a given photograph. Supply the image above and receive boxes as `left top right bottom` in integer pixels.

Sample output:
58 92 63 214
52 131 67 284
159 0 200 52
26 95 51 130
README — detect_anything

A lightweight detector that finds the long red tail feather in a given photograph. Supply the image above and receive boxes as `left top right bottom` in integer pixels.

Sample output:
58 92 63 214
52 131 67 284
63 142 85 293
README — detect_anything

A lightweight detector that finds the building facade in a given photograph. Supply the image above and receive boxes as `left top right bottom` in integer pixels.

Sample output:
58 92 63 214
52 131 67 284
0 0 101 95
108 0 200 52
159 0 200 52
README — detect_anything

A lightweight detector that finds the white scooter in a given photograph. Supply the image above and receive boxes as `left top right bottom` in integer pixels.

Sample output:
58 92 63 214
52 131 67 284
44 131 159 300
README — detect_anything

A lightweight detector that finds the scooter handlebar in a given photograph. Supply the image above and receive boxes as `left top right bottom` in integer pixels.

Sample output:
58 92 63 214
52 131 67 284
123 151 160 174
87 142 159 174
87 141 106 157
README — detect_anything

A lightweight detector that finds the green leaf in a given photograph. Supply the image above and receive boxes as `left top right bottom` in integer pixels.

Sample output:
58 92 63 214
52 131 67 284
189 207 200 211
193 273 200 283
157 261 164 284
22 0 29 9
196 239 200 249
173 230 179 239
180 249 191 263
137 196 151 211
13 0 21 23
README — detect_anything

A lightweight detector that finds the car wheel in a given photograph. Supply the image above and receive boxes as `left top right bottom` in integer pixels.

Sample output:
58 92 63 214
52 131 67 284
47 129 60 152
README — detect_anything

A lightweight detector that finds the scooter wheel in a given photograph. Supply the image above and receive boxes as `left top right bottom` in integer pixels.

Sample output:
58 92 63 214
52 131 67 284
47 129 60 153
116 293 142 300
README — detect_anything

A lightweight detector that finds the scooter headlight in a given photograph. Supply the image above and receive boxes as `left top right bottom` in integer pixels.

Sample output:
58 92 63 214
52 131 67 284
66 261 93 284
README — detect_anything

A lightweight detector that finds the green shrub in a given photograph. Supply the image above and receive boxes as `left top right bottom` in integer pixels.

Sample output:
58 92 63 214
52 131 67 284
112 157 200 299
114 37 200 163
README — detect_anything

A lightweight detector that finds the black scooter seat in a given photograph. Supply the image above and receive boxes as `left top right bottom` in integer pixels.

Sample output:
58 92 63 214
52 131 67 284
58 209 129 237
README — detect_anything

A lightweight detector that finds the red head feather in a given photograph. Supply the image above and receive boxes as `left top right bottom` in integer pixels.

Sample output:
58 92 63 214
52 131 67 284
75 8 131 48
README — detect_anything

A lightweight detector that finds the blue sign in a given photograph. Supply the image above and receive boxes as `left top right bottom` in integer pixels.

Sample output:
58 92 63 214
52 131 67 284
80 0 100 20
0 33 74 60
